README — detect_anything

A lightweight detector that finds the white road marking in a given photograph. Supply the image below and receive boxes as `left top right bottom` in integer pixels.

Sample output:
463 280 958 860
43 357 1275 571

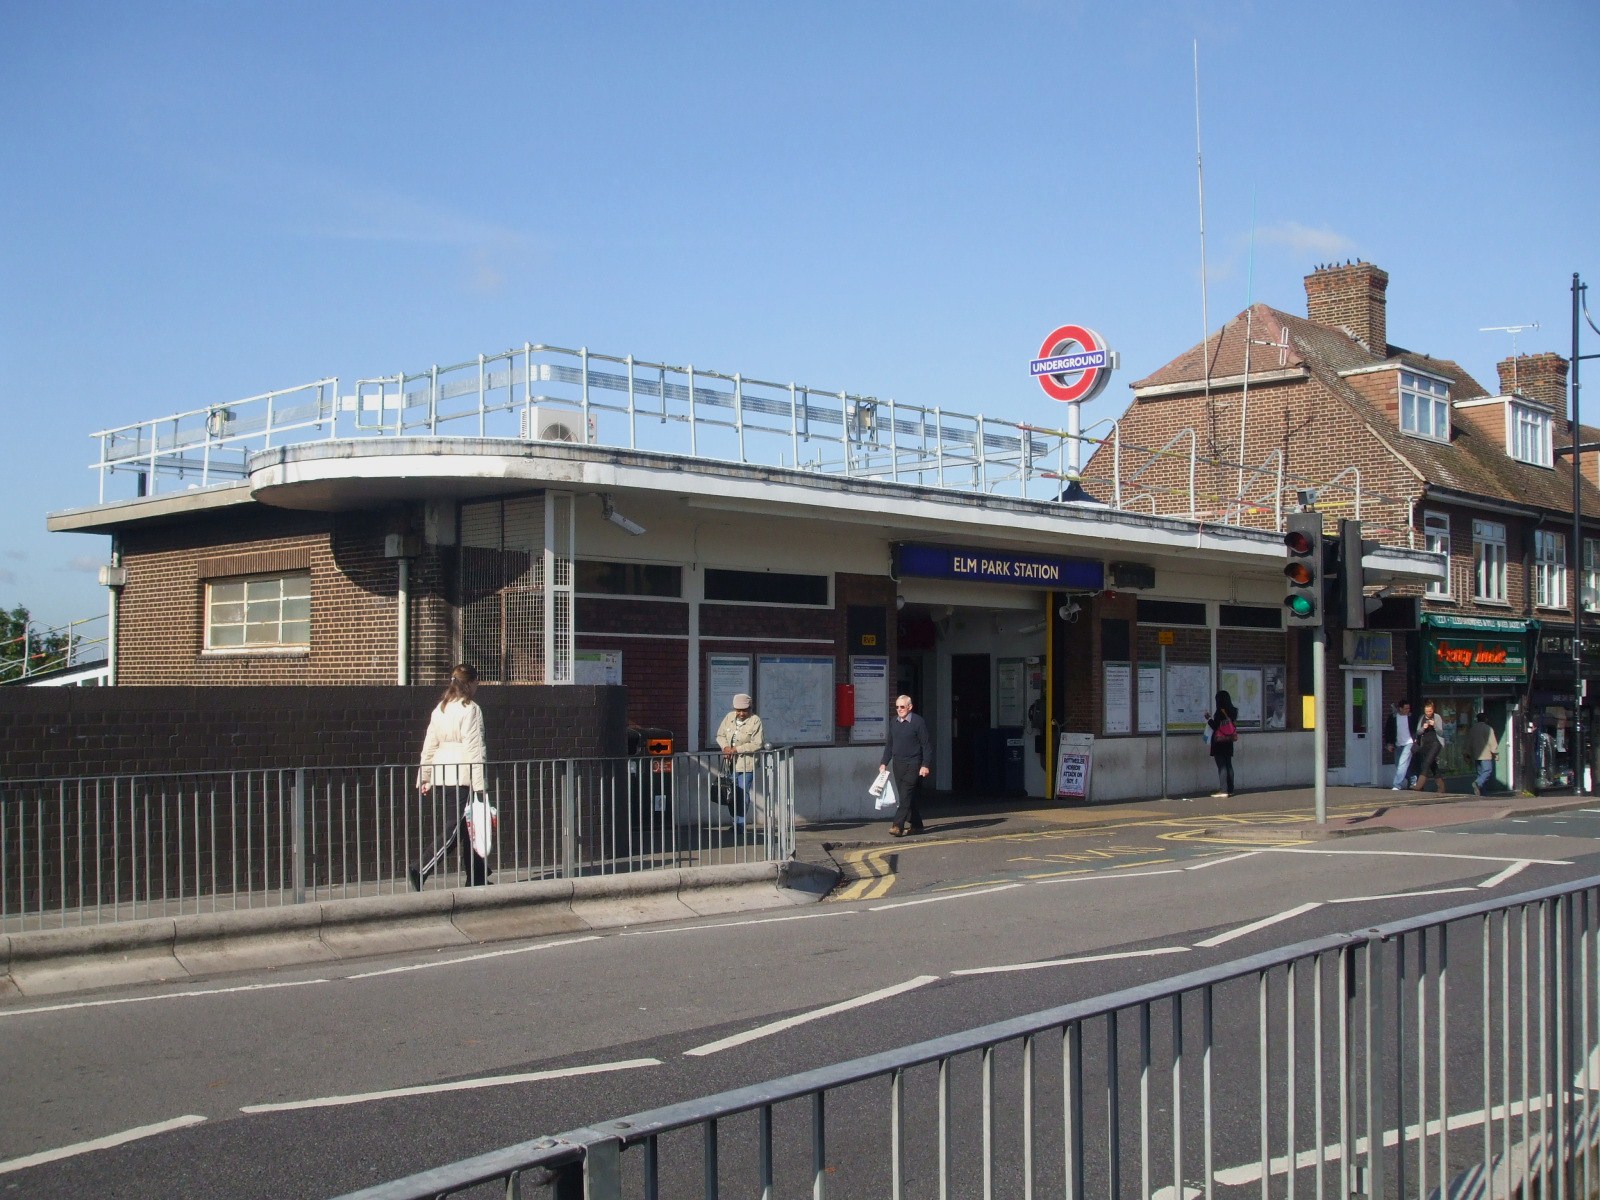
952 946 1190 977
0 977 330 1019
868 883 1022 911
0 1115 207 1175
239 1057 659 1113
684 976 940 1057
1038 868 1185 887
1253 846 1568 865
1185 851 1260 871
1195 903 1322 949
1213 1094 1555 1185
346 935 603 978
1479 860 1533 889
1328 887 1478 905
1150 1186 1202 1200
622 910 856 936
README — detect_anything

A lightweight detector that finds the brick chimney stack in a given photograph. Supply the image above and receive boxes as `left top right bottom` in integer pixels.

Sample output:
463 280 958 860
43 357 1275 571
1304 262 1389 355
1496 352 1570 412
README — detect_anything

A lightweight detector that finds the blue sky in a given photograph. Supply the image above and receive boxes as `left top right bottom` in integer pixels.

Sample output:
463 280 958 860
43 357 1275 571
3 0 1597 627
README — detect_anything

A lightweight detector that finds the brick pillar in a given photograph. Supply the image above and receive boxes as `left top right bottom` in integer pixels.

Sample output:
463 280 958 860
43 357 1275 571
1304 262 1389 355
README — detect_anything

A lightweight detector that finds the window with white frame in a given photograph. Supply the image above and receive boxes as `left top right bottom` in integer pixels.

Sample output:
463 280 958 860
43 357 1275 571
1399 372 1451 441
1424 511 1452 599
205 572 310 650
1473 519 1507 603
1510 402 1554 467
1586 538 1600 613
1534 530 1567 608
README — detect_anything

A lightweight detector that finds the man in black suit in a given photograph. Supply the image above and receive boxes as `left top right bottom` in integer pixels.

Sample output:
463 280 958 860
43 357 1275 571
878 694 933 836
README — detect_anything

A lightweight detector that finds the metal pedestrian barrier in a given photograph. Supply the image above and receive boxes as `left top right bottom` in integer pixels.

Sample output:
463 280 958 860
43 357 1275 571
334 874 1600 1200
0 748 794 931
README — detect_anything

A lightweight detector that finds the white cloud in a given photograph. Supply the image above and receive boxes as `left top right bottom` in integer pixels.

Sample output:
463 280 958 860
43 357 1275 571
1257 221 1357 259
60 555 103 574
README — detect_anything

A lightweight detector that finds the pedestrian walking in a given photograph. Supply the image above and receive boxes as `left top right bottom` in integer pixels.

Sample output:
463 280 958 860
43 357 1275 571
878 694 933 836
1205 690 1240 797
410 663 493 890
1468 711 1499 796
1411 700 1449 794
1387 700 1416 790
715 692 764 832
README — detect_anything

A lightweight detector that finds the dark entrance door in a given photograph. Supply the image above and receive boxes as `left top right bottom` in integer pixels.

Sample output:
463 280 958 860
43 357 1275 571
951 653 992 792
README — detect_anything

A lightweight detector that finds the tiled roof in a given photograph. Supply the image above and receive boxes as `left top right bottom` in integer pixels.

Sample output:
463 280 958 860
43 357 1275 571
1128 304 1600 520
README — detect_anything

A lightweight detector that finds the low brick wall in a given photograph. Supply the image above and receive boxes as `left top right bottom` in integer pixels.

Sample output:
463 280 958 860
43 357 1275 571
0 685 629 780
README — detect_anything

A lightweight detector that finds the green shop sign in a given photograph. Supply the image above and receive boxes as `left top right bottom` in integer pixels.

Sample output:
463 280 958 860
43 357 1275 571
1421 614 1535 686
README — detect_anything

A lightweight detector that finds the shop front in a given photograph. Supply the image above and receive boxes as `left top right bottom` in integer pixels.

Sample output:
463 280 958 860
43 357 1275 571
1529 626 1600 790
1418 613 1537 791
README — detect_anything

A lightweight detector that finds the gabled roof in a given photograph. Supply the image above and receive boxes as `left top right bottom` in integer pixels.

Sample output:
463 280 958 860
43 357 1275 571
1128 303 1600 521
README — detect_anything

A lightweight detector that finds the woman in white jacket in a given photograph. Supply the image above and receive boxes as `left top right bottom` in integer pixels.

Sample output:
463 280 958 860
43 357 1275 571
409 663 492 889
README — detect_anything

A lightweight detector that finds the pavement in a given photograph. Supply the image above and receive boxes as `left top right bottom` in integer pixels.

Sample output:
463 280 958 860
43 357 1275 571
4 782 1593 1001
791 781 1600 874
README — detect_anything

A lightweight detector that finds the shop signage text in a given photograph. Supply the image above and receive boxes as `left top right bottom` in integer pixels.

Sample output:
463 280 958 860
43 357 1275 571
1423 636 1529 685
895 543 1104 591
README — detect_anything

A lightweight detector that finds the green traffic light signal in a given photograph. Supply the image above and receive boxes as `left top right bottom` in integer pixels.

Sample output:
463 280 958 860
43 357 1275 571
1282 513 1325 629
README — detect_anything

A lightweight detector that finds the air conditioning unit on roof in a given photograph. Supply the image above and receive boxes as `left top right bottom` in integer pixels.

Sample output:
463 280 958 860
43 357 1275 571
519 405 593 444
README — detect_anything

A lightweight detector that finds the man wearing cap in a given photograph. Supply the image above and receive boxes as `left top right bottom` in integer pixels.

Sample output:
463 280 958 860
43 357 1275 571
716 693 765 831
878 694 933 836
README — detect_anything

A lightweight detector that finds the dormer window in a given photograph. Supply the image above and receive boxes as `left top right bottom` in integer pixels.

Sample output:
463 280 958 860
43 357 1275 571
1399 372 1450 441
1510 400 1554 467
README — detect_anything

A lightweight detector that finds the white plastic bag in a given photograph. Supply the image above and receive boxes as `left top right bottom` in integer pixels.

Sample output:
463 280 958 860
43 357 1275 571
465 795 498 858
874 772 898 812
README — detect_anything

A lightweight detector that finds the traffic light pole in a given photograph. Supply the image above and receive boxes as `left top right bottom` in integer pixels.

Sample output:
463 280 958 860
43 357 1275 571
1313 628 1327 823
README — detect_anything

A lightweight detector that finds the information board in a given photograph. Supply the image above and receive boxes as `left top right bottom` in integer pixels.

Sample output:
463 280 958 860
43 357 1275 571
1103 662 1132 734
1137 666 1162 733
1164 664 1210 731
849 655 889 744
1054 733 1095 800
705 654 752 748
573 650 622 686
756 655 835 746
1219 666 1263 727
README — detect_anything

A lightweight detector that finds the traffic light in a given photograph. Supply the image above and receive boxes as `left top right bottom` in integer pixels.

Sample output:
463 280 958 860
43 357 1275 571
1283 513 1324 627
1339 518 1383 629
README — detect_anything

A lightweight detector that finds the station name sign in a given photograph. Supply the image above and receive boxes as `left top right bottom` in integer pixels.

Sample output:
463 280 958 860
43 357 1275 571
895 543 1104 590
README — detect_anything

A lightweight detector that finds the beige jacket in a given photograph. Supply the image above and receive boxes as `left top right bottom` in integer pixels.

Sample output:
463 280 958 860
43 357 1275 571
716 710 765 772
418 698 487 792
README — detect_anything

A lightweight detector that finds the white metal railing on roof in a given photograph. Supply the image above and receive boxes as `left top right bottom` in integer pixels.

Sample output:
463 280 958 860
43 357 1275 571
1 613 108 686
86 340 1397 534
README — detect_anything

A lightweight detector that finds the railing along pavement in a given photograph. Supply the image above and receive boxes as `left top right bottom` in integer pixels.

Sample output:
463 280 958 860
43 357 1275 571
0 749 794 932
335 874 1600 1200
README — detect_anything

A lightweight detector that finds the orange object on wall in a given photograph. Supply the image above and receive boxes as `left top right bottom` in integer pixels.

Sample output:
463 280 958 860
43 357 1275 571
835 683 855 727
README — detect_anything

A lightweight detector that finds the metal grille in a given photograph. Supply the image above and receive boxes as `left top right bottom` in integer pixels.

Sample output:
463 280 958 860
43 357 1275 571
459 496 550 683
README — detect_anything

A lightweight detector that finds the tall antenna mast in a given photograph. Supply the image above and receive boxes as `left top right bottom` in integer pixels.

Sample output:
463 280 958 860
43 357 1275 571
1480 323 1541 392
1194 42 1212 391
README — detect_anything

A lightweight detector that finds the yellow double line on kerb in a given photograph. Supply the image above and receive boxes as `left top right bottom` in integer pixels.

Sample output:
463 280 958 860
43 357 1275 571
834 848 899 902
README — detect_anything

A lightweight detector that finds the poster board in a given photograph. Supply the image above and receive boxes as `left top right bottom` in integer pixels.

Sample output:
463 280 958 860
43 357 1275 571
1219 666 1264 728
756 655 835 746
573 650 622 686
1263 664 1287 730
1164 664 1210 731
1054 733 1095 801
1103 662 1132 735
997 658 1027 727
1137 665 1162 733
849 655 889 744
705 654 752 748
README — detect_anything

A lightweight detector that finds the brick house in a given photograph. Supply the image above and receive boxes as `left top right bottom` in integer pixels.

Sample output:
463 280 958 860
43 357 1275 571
1084 262 1594 791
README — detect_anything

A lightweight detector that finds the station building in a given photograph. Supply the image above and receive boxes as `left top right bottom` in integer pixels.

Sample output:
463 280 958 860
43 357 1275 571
46 332 1438 816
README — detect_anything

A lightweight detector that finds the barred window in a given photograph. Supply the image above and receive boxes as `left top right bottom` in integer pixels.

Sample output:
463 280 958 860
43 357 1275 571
206 572 310 649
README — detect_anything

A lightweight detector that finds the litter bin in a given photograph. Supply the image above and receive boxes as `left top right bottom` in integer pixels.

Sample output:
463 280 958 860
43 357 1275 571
626 726 674 853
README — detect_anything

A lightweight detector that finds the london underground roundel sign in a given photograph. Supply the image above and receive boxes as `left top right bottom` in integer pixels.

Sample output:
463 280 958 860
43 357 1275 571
1030 324 1116 403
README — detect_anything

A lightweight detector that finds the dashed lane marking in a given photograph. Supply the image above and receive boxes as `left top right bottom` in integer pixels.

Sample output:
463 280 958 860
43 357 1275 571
684 976 939 1057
